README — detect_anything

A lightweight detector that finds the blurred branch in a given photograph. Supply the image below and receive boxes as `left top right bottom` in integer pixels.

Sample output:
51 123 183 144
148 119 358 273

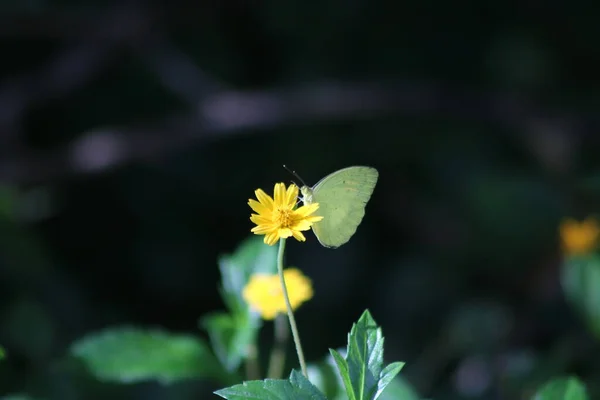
1 80 598 185
133 34 227 105
0 46 114 131
0 5 154 150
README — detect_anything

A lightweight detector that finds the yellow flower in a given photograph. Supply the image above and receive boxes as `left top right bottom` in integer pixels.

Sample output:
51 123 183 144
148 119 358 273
560 217 600 255
242 268 313 320
249 182 323 246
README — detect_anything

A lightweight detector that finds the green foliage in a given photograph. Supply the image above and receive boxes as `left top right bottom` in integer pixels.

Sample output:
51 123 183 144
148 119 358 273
215 370 327 400
70 326 224 385
329 310 404 400
0 345 5 360
201 236 277 371
202 312 257 373
307 358 345 399
308 354 419 400
61 236 277 391
532 376 588 400
561 254 600 337
215 309 405 400
217 236 278 313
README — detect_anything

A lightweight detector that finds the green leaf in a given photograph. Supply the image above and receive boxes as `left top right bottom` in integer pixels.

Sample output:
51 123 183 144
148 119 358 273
561 254 600 338
219 236 277 315
202 312 258 372
377 376 420 400
0 346 5 360
330 349 352 398
307 357 347 400
532 376 588 400
201 236 276 371
70 326 224 384
378 363 404 395
308 354 418 400
215 369 327 400
331 310 405 400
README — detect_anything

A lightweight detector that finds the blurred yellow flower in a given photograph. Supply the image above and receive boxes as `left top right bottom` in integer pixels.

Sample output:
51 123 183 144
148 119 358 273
242 268 313 320
249 182 323 246
560 217 600 255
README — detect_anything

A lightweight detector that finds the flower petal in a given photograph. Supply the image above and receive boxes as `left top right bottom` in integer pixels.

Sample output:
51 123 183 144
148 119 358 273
273 183 286 206
251 224 276 234
262 309 279 320
248 199 272 216
250 214 273 226
305 215 324 223
291 219 313 231
265 231 279 246
295 203 320 217
285 184 299 207
255 189 274 209
242 268 313 321
278 228 293 238
291 230 306 242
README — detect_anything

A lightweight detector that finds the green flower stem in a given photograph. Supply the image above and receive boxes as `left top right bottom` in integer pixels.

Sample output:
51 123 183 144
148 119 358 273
244 342 261 380
277 238 308 378
266 314 289 378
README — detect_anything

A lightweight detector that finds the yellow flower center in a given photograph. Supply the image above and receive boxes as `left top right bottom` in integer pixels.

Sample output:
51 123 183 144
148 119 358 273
276 207 293 227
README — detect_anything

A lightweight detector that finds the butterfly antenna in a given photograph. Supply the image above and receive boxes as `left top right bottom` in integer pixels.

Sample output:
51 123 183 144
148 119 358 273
282 165 307 187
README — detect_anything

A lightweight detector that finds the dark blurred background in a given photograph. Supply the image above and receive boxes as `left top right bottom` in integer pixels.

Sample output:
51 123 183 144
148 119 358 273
1 1 600 399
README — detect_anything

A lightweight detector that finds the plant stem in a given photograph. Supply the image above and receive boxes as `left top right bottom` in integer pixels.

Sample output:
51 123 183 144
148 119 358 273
277 238 308 378
266 314 289 378
244 342 261 380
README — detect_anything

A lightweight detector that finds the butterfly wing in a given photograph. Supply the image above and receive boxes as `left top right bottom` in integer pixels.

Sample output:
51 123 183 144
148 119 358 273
310 166 378 248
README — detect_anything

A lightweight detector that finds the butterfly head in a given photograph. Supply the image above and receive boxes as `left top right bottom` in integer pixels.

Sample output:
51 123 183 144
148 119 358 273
299 185 313 205
283 165 312 204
